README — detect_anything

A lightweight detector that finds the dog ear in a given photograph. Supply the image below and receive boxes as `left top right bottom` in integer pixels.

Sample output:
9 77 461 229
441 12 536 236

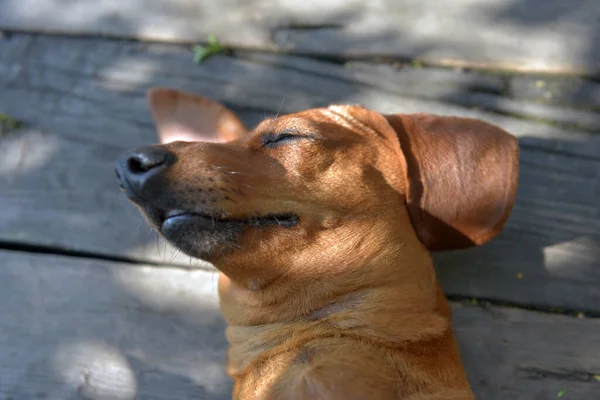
146 87 248 144
384 113 519 251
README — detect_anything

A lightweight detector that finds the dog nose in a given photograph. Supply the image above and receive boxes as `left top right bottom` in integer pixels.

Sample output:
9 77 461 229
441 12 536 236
115 146 174 198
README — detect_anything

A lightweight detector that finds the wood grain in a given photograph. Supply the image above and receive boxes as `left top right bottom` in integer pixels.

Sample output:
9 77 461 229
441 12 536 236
435 136 600 312
1 251 599 400
2 0 600 74
240 52 600 133
0 251 229 400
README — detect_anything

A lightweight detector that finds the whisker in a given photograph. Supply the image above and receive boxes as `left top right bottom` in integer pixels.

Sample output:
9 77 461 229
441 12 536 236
167 241 178 264
273 98 286 120
155 233 161 258
168 231 185 264
171 248 183 264
163 239 167 263
224 171 245 176
239 289 254 317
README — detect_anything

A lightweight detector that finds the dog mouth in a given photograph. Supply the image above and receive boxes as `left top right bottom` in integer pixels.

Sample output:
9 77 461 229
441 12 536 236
153 209 299 259
160 209 300 232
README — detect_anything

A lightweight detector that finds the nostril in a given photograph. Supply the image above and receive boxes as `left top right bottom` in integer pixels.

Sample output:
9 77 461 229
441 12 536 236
127 156 148 174
127 151 167 174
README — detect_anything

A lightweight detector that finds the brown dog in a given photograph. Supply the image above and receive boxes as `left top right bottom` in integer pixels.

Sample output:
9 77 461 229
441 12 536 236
115 88 519 400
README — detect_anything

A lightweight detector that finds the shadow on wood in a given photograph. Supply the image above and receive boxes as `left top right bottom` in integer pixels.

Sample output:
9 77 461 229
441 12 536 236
2 0 600 74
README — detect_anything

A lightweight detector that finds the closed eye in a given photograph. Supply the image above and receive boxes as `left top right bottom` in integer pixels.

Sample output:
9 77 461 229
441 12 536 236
262 132 315 148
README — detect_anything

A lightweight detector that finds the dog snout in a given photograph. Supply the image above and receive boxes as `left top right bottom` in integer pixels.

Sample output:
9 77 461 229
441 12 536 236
115 146 175 199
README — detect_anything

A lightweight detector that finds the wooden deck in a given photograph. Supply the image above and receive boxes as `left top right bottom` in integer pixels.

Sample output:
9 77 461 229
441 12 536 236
1 2 600 398
3 0 600 75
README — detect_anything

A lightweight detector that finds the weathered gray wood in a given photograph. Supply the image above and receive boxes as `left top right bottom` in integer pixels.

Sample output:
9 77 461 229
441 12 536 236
1 35 599 311
1 251 599 399
451 303 600 400
241 52 600 133
0 251 230 400
435 136 600 312
508 76 600 110
2 0 600 75
2 35 599 143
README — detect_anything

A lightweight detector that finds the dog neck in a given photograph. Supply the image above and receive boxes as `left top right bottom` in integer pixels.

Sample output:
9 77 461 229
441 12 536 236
219 254 451 380
216 212 446 326
223 282 452 379
215 212 453 381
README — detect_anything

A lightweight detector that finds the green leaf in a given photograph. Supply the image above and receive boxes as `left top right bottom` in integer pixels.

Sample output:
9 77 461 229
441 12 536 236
208 34 219 46
0 113 23 131
411 59 423 69
193 34 226 64
193 45 208 64
557 388 566 398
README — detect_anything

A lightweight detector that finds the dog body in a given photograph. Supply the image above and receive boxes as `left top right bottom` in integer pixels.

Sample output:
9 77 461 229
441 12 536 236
222 277 468 400
116 89 519 399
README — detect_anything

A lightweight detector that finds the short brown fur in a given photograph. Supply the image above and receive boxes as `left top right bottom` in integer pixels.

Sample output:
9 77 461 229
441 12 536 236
122 88 520 399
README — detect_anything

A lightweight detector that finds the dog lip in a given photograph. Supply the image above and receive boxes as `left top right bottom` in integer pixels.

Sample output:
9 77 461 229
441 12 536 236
159 209 300 229
161 213 231 234
160 210 227 226
163 209 190 220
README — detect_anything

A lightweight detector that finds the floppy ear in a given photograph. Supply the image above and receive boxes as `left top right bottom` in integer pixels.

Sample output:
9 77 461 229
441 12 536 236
384 113 519 251
147 87 249 144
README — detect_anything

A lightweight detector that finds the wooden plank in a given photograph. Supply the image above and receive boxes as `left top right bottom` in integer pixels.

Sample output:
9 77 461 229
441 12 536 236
0 251 230 400
435 136 600 312
2 35 599 143
242 53 600 133
1 250 599 399
508 76 600 111
1 35 599 311
451 303 600 400
2 0 600 75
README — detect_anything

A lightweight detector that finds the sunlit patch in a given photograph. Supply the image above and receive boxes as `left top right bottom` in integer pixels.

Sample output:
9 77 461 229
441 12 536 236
542 237 600 278
0 129 59 175
109 265 231 392
323 106 365 132
126 237 212 266
98 57 159 85
158 124 215 144
52 340 137 399
111 264 221 324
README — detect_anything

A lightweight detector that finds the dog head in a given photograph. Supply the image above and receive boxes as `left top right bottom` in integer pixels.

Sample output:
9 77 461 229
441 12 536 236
116 88 519 287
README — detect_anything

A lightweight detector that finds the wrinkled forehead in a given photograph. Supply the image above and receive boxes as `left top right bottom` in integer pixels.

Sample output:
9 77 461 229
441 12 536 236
253 106 371 138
